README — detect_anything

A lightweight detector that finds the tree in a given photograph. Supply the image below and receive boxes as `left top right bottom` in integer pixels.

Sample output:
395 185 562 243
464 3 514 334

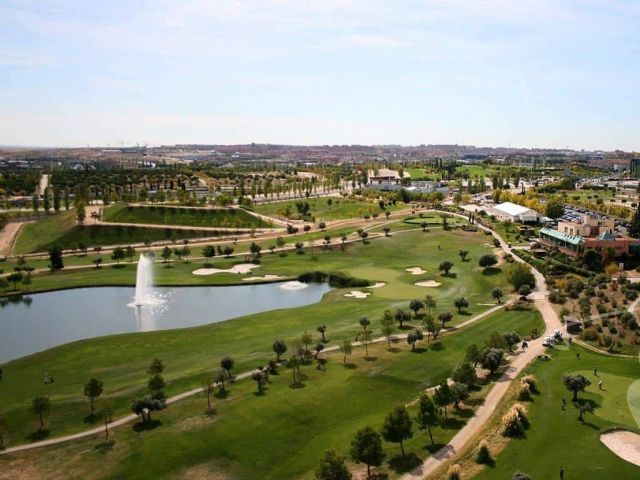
125 246 136 262
359 316 371 332
161 246 172 263
577 401 594 422
491 287 504 303
383 226 391 237
340 340 352 364
317 325 327 342
478 254 498 270
319 222 327 231
450 382 469 408
93 257 103 269
502 331 521 352
148 358 165 375
111 246 125 264
301 331 314 354
465 344 482 367
458 250 469 261
409 299 424 317
381 406 413 456
131 395 165 423
32 396 50 430
214 369 227 394
295 242 304 254
202 245 216 263
439 261 454 276
434 380 452 418
49 245 64 270
416 393 440 445
315 450 352 480
426 315 441 342
453 297 469 314
394 308 410 329
222 246 234 257
350 426 386 479
420 221 428 232
452 362 477 387
563 374 591 402
482 348 504 376
438 311 453 329
273 339 287 362
201 375 215 414
84 378 104 415
545 200 564 219
75 201 86 224
404 328 422 350
250 242 261 257
518 284 531 299
0 277 8 293
381 314 396 347
512 472 532 480
148 374 166 399
252 371 267 394
506 263 536 291
221 356 235 378
314 342 325 359
7 272 23 290
424 295 436 315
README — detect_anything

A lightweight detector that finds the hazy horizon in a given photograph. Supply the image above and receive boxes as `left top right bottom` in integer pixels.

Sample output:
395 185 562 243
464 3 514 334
1 1 639 150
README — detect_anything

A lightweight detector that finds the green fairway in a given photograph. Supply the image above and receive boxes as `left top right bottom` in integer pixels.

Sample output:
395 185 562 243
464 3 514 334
473 345 640 480
13 211 235 254
0 308 541 479
0 228 514 446
103 204 271 229
252 196 400 221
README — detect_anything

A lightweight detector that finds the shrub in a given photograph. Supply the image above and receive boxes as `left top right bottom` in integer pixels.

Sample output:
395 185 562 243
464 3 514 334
502 403 529 437
581 327 600 342
448 464 462 480
476 439 492 464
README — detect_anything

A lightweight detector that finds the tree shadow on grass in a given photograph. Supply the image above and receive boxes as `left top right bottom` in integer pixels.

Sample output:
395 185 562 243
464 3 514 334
364 356 378 362
388 452 421 473
83 414 99 424
94 439 115 454
343 363 358 369
111 264 126 270
27 429 50 442
387 347 402 353
464 397 486 408
441 417 465 430
424 442 446 454
453 407 474 419
132 420 162 432
441 273 457 279
411 347 428 354
214 389 229 399
482 267 502 276
289 382 306 389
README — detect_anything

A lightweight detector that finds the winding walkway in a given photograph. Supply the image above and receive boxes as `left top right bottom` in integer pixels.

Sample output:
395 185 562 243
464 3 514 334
400 213 560 480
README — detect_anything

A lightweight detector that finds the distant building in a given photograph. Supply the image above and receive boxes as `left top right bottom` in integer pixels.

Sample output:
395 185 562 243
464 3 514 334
630 157 640 178
368 168 404 184
539 212 640 257
366 180 448 194
490 202 538 223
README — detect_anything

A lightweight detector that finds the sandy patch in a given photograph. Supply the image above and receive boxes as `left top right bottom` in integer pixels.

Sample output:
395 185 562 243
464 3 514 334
600 431 640 467
415 280 442 288
192 264 259 276
366 282 386 289
344 291 370 299
242 275 284 282
406 267 426 275
280 281 309 290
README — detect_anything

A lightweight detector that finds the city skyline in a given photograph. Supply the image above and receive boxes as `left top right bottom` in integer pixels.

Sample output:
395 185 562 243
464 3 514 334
1 0 639 150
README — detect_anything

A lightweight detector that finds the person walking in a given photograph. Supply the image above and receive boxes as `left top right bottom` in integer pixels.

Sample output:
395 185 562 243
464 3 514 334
562 397 567 410
560 466 564 480
594 367 598 376
599 379 604 390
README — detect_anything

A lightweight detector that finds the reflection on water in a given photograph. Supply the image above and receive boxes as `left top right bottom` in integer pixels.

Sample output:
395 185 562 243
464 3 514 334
0 282 331 363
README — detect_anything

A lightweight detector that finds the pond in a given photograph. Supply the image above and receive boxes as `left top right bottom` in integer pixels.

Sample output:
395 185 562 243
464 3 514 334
0 281 332 363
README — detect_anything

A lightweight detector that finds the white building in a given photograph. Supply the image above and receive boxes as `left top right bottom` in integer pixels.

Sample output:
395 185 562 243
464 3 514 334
490 201 538 223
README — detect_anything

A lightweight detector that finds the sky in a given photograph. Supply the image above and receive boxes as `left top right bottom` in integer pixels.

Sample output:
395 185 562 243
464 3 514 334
0 0 639 150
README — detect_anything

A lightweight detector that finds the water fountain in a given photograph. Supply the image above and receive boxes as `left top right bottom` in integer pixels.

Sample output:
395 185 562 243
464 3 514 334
132 254 160 306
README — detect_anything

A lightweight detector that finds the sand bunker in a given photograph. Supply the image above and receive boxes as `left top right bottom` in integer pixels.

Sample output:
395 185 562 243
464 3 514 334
344 291 370 299
242 275 284 282
366 282 386 289
279 281 309 290
192 264 259 276
415 280 442 288
406 267 426 275
600 431 640 467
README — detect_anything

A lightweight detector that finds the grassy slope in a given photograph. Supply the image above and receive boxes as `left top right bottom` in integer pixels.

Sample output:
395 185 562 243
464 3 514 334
0 309 542 479
0 229 511 445
473 345 640 480
103 204 270 228
13 212 226 254
252 197 402 221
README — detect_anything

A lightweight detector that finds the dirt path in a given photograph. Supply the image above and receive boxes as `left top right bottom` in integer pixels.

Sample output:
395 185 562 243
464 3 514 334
399 214 559 480
0 221 27 257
